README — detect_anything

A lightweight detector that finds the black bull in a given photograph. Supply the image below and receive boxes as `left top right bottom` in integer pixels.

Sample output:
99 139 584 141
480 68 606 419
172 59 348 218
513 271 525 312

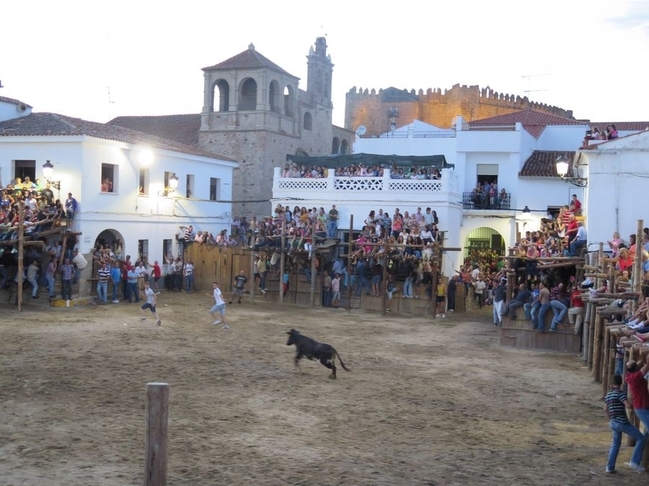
286 329 350 379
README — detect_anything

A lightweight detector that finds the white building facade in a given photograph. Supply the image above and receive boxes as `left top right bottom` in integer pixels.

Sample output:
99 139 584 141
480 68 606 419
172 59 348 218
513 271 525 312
0 96 237 267
272 111 646 277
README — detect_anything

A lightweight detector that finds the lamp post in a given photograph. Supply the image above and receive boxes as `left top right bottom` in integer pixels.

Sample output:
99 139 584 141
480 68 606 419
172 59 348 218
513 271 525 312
556 154 587 187
42 160 61 197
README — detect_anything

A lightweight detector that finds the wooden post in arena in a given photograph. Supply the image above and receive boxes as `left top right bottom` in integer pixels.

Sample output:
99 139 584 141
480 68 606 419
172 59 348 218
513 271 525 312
310 250 316 308
279 219 286 304
144 382 169 486
16 201 25 311
632 220 644 311
381 242 388 315
250 245 255 304
346 215 354 312
431 250 439 317
592 307 603 382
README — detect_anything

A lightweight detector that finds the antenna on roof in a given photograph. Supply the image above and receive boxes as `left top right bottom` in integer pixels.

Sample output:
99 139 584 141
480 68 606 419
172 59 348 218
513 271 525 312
107 86 115 119
0 80 4 88
521 73 552 97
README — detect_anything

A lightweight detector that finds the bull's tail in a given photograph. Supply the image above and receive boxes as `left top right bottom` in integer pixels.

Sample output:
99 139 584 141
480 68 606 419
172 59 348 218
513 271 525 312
335 352 351 372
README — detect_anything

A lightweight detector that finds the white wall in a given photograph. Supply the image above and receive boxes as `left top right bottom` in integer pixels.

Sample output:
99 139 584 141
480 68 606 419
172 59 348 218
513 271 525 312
0 135 237 265
0 100 31 123
583 131 649 247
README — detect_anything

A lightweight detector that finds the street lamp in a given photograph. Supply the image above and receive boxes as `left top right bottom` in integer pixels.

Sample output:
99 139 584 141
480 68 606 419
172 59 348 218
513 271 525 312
42 160 61 195
556 154 588 187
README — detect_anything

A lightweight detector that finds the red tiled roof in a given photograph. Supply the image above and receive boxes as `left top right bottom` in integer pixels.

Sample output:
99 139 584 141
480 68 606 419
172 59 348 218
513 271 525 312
203 44 297 79
471 109 586 138
109 114 201 148
519 150 578 177
0 112 235 161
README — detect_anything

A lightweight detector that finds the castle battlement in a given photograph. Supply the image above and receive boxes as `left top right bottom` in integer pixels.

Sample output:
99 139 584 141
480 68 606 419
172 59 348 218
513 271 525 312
345 84 573 131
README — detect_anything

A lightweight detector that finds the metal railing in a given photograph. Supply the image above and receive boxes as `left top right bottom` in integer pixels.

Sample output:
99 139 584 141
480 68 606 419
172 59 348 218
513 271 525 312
462 192 511 210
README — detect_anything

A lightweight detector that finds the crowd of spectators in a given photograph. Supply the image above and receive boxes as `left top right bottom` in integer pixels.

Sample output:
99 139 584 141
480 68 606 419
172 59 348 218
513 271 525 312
280 163 442 180
0 178 71 241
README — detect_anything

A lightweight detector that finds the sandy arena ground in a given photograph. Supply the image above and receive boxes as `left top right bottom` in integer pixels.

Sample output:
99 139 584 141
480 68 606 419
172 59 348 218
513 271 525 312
0 292 645 486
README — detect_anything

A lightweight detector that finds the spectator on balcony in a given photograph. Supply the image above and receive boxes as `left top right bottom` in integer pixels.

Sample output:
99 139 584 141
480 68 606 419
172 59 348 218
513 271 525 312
570 194 582 216
391 211 403 239
498 188 509 208
471 184 484 209
325 204 338 238
607 125 619 140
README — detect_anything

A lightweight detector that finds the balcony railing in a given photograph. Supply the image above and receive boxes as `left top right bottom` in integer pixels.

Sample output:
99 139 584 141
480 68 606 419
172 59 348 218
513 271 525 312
274 167 445 194
462 192 511 210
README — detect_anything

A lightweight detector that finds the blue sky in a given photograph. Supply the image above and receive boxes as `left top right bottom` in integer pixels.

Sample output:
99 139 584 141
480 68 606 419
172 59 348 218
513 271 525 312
2 0 647 127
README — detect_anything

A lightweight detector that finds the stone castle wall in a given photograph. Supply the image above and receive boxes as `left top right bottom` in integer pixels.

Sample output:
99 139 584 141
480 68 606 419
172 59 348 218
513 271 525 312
345 84 573 133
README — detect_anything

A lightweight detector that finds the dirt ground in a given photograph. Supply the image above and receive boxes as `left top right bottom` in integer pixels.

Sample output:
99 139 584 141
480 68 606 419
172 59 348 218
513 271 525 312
0 293 645 486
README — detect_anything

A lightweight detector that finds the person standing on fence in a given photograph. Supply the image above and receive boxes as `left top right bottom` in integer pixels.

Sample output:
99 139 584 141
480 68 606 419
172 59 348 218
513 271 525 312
229 270 248 305
625 355 649 442
209 282 229 329
603 374 646 473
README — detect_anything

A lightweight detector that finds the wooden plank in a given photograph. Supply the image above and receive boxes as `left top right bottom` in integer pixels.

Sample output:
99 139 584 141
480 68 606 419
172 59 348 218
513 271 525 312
144 382 169 486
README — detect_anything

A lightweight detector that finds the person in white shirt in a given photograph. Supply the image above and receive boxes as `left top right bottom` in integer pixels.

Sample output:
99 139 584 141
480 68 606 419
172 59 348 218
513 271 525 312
139 281 161 326
209 282 229 329
473 277 486 309
569 222 588 256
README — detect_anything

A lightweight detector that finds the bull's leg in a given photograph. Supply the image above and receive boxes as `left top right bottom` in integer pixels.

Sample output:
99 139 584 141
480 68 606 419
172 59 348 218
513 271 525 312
294 352 304 367
320 356 337 379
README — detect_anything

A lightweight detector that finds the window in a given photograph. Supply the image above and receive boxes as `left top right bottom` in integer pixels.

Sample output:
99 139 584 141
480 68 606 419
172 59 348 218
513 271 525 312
332 137 340 154
215 80 230 112
303 112 312 131
138 239 149 261
163 239 173 264
186 174 194 198
210 178 221 201
284 85 294 117
102 163 119 193
14 160 36 185
340 140 349 155
239 78 257 111
139 168 149 196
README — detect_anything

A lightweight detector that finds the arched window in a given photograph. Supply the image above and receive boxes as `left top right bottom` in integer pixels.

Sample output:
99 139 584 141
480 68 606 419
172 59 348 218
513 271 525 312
269 80 280 113
239 78 257 111
284 85 294 117
340 139 349 154
303 112 313 131
215 79 229 112
331 137 340 154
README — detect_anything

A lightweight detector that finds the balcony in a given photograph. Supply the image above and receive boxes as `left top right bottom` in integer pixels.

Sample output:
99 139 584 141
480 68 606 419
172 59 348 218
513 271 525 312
462 192 511 210
273 167 453 202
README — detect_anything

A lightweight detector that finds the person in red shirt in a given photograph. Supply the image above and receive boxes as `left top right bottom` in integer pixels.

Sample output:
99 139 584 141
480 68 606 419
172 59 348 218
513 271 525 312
569 194 582 216
152 260 162 293
625 355 649 440
569 287 585 334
